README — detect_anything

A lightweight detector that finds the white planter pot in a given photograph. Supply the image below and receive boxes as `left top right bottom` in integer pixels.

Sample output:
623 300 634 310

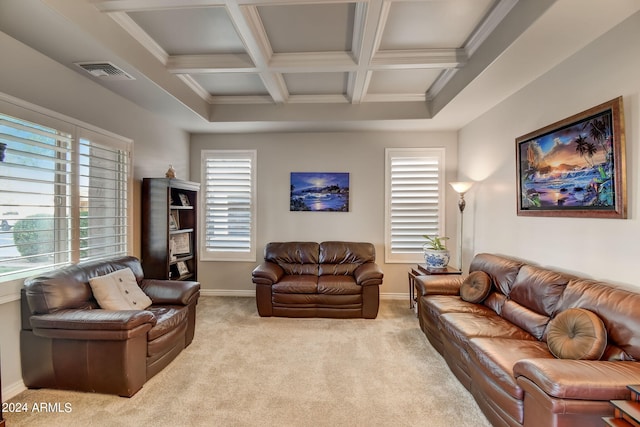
424 248 450 270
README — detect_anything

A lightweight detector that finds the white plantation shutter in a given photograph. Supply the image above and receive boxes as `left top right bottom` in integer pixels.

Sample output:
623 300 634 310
0 114 73 275
385 148 445 263
201 150 256 261
77 132 129 262
0 100 131 280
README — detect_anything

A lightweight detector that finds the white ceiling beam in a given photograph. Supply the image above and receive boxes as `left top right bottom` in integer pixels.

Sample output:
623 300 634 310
230 3 288 103
371 49 466 70
167 54 257 73
92 0 226 13
348 0 387 104
269 52 357 73
94 0 357 12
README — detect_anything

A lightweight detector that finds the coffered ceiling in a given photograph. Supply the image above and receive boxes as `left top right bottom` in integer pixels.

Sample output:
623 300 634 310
112 0 501 104
1 0 639 132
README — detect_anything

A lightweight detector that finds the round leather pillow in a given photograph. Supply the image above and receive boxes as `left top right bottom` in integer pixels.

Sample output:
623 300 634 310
459 271 492 303
546 308 607 360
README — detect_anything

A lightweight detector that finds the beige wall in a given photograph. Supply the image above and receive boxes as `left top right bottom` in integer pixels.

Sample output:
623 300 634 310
0 32 190 398
190 131 460 297
458 11 640 287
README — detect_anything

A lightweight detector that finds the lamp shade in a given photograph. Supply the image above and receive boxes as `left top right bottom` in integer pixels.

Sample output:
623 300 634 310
450 181 474 194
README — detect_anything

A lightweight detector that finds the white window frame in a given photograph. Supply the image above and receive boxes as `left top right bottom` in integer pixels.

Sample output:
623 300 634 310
0 93 133 283
384 148 445 263
200 149 257 262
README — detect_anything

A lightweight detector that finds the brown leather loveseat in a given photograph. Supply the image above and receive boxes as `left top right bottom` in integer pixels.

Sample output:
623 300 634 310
252 241 383 318
21 256 200 397
416 253 640 427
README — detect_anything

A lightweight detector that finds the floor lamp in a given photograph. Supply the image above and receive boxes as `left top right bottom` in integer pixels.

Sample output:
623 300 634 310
450 182 474 271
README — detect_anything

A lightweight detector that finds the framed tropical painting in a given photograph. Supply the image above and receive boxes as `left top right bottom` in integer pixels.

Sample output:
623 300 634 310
516 97 626 218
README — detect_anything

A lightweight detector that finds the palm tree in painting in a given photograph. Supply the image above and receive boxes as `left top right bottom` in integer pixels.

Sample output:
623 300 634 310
574 135 597 167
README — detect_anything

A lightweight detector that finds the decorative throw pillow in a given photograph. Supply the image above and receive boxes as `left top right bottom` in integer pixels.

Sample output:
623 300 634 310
459 271 492 303
89 268 152 310
546 308 607 360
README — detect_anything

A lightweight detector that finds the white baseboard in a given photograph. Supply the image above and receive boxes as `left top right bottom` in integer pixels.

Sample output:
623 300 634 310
200 289 255 297
199 290 409 300
3 379 26 401
380 292 409 300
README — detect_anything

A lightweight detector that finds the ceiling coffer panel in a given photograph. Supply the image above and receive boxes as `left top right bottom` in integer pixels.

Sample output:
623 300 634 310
128 7 246 55
257 3 356 53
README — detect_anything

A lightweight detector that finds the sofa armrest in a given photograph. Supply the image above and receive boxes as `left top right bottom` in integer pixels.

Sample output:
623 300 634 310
29 309 156 340
252 262 284 285
514 358 640 401
354 263 383 286
140 279 200 305
415 275 464 296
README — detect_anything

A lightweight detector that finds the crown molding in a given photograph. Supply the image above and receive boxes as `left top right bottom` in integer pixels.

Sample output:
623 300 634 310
107 11 169 64
465 0 519 57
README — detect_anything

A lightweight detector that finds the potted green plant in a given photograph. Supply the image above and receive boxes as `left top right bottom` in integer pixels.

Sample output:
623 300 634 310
422 235 450 270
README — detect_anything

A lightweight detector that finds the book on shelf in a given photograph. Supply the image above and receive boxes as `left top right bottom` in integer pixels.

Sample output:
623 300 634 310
177 261 189 276
169 211 179 230
170 233 191 255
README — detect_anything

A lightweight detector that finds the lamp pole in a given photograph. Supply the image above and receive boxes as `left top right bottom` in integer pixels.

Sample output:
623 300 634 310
450 182 473 271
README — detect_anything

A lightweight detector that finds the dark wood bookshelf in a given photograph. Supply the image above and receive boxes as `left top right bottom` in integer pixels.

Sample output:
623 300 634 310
141 178 200 281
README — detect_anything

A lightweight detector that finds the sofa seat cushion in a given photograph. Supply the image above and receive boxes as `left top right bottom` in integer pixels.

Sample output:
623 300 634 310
317 275 360 295
147 305 188 341
440 312 537 349
273 293 361 307
272 275 318 294
147 319 187 360
422 295 495 318
469 337 554 399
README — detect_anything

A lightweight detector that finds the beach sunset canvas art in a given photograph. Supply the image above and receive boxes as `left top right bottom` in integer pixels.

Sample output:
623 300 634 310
290 172 349 212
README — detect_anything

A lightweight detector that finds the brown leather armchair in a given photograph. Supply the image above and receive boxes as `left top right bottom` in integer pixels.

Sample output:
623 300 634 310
20 256 200 397
252 241 383 318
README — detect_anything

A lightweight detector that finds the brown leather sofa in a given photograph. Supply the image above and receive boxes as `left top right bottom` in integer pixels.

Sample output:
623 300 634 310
252 241 383 318
20 256 200 397
415 253 640 427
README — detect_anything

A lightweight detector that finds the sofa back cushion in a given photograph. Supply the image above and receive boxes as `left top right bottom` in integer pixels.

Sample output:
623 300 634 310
499 265 573 340
469 253 524 296
556 279 640 360
319 241 375 275
509 265 572 316
265 242 319 275
24 256 145 315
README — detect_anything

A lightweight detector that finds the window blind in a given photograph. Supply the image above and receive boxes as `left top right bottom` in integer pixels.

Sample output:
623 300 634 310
77 137 129 262
385 148 444 263
201 150 256 261
0 114 73 276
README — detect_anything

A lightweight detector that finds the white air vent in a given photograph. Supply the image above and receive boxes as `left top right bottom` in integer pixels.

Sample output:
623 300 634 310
74 61 135 80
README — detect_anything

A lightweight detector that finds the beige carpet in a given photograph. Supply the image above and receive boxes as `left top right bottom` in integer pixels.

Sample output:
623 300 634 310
5 297 491 427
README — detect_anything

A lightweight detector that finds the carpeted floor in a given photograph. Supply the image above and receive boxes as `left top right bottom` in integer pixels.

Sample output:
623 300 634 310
5 297 491 427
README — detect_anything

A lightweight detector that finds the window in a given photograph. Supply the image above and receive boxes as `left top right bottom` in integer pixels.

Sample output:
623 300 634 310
385 148 445 263
0 99 131 280
201 150 256 262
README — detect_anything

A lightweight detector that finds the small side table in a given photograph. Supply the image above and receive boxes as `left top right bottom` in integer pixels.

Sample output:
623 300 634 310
408 264 462 310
